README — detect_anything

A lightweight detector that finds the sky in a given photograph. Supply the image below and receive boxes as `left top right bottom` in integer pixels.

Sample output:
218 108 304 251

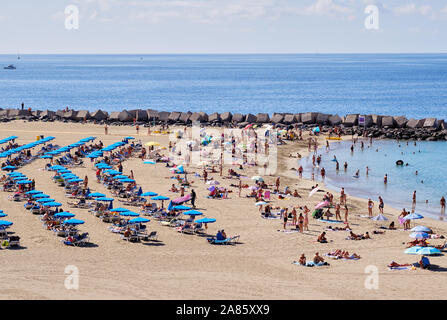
1 0 447 54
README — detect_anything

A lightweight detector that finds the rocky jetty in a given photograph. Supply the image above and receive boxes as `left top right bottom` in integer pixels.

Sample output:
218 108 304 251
1 108 446 141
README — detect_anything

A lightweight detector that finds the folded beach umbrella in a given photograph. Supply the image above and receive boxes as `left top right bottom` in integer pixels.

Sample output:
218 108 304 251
89 192 105 198
409 232 430 239
110 207 130 213
411 226 432 233
63 218 85 225
416 247 441 255
119 211 140 217
371 214 389 221
128 217 150 224
183 210 203 216
0 220 13 227
141 192 158 197
54 212 76 218
95 197 114 202
195 218 216 224
404 246 423 254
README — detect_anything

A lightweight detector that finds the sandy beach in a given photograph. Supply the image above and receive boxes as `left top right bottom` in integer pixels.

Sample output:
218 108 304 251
1 120 446 300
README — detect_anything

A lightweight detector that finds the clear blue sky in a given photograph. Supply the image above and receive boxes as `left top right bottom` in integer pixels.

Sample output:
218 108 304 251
1 0 447 54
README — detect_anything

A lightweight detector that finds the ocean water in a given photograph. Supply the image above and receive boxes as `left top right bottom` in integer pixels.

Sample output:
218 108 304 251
299 139 447 221
0 54 447 120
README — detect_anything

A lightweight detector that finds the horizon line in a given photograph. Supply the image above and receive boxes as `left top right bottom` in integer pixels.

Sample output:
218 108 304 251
1 52 447 55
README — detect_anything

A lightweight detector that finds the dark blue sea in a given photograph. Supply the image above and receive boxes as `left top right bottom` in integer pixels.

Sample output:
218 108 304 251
1 54 447 120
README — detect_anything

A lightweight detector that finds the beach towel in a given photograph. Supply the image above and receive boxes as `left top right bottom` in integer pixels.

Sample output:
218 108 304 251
262 216 280 220
278 229 300 233
292 261 329 267
388 266 415 270
319 219 343 223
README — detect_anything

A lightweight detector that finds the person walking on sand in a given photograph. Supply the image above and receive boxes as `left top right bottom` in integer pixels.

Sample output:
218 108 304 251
104 124 108 135
298 213 304 233
368 198 374 217
384 174 388 184
335 203 341 221
344 205 349 224
83 175 88 189
275 177 280 193
191 189 197 208
441 196 446 213
303 206 310 231
378 196 384 214
136 124 140 135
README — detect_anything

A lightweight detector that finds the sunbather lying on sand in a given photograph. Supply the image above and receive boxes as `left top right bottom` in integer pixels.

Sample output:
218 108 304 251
327 249 361 259
326 226 352 231
406 239 428 248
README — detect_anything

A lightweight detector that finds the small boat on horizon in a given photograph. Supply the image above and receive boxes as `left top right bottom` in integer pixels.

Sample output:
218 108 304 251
3 64 16 70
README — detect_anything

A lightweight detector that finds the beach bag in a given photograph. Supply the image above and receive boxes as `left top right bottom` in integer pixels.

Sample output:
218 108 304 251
2 240 9 247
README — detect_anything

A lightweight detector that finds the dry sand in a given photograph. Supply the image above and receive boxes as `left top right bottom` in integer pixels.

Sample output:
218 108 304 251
0 120 446 300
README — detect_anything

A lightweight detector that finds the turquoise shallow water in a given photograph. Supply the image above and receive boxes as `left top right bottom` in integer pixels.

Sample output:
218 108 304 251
299 139 447 221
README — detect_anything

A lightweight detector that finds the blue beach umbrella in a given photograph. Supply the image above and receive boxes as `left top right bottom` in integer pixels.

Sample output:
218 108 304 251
110 207 130 213
173 205 191 210
2 165 17 171
17 180 33 184
43 202 62 207
95 197 114 202
411 226 432 233
120 178 135 183
416 247 442 256
32 194 50 199
26 190 43 195
67 178 83 183
152 196 169 201
114 175 128 179
183 210 203 216
404 246 423 255
0 220 13 227
141 192 158 197
404 213 424 220
89 192 105 198
128 217 150 224
119 211 140 217
409 232 430 239
195 218 216 224
0 213 7 218
63 218 85 225
54 212 76 218
36 198 55 203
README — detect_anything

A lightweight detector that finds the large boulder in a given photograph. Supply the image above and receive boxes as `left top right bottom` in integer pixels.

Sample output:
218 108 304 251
9 109 32 118
63 110 78 120
40 110 56 120
199 112 209 122
406 118 424 129
190 112 205 123
220 112 232 123
129 109 148 122
316 113 330 125
381 116 395 127
343 114 358 127
147 110 160 122
118 110 134 122
245 113 256 123
32 110 42 117
294 113 302 123
371 115 383 127
256 113 270 123
179 112 192 124
208 112 221 123
271 113 284 124
74 110 91 121
328 115 343 126
394 116 408 128
423 118 439 129
0 109 10 118
301 112 317 124
56 110 65 118
91 109 108 121
232 113 244 123
358 115 373 127
109 112 121 121
283 114 296 124
168 112 181 123
158 111 170 122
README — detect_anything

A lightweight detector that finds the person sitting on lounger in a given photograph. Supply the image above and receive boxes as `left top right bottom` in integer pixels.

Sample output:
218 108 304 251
124 227 131 238
170 184 178 192
317 232 328 243
216 230 225 241
418 255 431 269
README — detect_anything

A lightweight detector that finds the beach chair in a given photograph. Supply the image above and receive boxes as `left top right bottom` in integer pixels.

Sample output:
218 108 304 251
147 231 158 241
8 236 20 247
